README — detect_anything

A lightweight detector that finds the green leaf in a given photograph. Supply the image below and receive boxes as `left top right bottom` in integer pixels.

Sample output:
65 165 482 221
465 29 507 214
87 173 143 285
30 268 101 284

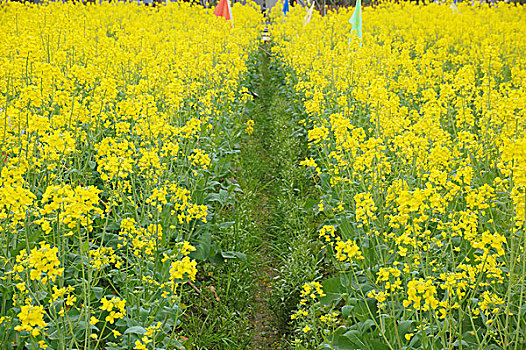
220 251 247 261
358 319 375 333
319 277 345 306
81 240 89 253
190 231 211 261
332 327 358 350
398 320 414 337
124 326 147 335
343 330 368 349
218 221 235 229
342 304 354 319
91 286 104 299
369 339 389 350
209 253 225 265
304 199 318 211
106 221 121 233
340 272 351 288
71 319 98 340
206 189 230 206
339 217 357 240
354 298 377 322
452 339 470 347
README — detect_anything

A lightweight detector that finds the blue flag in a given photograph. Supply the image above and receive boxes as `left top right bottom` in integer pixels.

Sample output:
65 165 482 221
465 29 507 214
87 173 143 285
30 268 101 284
283 0 290 15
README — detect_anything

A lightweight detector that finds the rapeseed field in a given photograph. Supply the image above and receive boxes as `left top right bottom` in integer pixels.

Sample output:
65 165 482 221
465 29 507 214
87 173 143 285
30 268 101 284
1 1 525 349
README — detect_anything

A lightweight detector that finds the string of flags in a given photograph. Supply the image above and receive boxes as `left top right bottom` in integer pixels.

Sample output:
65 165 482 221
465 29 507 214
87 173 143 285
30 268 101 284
212 0 461 45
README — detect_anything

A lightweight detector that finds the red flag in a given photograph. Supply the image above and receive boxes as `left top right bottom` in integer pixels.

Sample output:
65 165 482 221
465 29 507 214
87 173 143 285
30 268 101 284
213 0 232 22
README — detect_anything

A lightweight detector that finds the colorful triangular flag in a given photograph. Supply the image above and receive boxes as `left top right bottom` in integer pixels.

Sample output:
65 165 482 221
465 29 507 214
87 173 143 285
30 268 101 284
214 0 233 24
283 0 290 15
304 0 315 25
450 0 460 12
349 0 362 46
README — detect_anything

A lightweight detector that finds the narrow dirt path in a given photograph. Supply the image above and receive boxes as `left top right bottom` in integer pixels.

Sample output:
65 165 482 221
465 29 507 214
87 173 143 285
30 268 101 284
238 46 284 349
178 36 322 350
181 41 322 350
236 43 321 350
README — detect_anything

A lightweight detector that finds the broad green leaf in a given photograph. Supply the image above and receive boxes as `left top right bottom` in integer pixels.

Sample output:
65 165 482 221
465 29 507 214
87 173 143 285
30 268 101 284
343 330 368 349
191 230 211 261
342 304 354 319
319 277 345 306
221 250 247 261
359 319 375 333
369 339 389 350
332 327 359 350
398 320 414 337
124 326 147 335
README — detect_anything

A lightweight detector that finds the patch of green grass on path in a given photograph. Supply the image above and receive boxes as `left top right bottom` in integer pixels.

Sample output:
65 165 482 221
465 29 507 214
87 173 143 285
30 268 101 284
180 44 324 350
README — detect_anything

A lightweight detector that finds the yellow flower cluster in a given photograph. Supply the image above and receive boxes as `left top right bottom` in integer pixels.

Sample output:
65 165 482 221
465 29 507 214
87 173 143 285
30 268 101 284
0 167 36 231
0 1 261 348
14 242 63 284
318 224 364 263
299 281 326 306
245 119 255 135
95 138 136 181
37 185 104 233
354 192 377 226
118 219 163 259
100 296 127 324
89 246 122 270
274 2 526 347
169 257 198 282
334 239 364 263
13 303 47 337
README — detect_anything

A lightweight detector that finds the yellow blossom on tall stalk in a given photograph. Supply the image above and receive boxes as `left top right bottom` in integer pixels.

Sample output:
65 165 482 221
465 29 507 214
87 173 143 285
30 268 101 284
14 303 47 337
169 257 198 282
245 119 255 135
37 185 104 233
100 296 126 324
14 242 63 284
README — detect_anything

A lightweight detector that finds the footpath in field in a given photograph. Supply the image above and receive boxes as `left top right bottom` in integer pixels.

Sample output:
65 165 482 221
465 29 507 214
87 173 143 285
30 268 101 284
180 44 324 349
240 45 322 350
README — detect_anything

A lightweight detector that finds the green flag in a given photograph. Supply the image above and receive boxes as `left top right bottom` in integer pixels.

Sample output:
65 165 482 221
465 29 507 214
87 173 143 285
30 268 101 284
349 0 362 45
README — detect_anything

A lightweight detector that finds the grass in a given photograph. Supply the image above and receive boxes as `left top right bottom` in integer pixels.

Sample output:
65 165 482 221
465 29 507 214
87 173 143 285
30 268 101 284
180 44 325 349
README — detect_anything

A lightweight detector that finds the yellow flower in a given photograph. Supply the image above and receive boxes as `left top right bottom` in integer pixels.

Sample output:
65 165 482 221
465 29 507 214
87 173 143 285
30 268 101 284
245 119 255 135
169 257 198 282
354 192 377 226
188 149 211 170
14 303 47 336
334 240 364 263
134 340 147 350
15 242 63 284
100 297 126 323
